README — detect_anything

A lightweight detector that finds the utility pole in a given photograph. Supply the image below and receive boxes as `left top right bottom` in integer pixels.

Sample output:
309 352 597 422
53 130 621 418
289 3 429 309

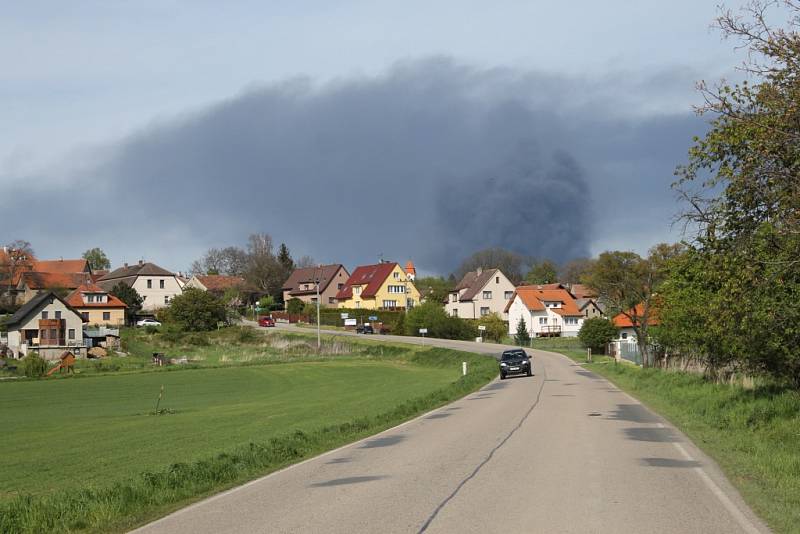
316 265 321 351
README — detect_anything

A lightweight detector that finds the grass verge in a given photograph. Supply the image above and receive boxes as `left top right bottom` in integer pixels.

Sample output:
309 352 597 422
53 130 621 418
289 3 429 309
0 345 496 533
555 351 800 534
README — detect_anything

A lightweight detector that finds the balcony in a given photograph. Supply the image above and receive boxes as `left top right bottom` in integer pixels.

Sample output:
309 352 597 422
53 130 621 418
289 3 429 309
537 325 562 337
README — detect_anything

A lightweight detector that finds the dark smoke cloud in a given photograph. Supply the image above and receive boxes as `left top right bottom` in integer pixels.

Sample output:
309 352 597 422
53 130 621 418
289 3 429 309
0 58 702 273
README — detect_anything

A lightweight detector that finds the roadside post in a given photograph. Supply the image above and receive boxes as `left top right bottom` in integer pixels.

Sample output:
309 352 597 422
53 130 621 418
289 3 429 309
419 328 427 345
477 324 486 343
587 348 592 363
462 361 467 376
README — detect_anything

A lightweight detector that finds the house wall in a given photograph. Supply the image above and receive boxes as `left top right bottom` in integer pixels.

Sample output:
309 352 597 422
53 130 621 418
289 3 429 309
131 276 183 311
7 299 84 355
445 271 515 319
78 308 125 327
284 267 349 307
582 302 604 319
338 265 420 310
506 296 584 337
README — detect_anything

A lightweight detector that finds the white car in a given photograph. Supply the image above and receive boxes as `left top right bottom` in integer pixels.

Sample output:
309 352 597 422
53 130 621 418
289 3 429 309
136 318 162 327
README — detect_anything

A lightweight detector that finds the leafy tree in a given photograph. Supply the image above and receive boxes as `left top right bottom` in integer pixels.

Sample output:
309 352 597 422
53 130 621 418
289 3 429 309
670 2 800 384
560 257 596 285
525 260 558 285
277 243 294 273
82 248 110 270
110 283 143 324
404 301 476 340
578 317 617 354
161 287 226 332
454 248 527 285
415 276 454 304
258 295 276 310
475 312 507 343
513 316 530 346
286 298 304 315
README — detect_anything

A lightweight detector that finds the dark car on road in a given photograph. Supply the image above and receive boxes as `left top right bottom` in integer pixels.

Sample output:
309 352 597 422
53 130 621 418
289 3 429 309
499 349 533 379
356 324 374 334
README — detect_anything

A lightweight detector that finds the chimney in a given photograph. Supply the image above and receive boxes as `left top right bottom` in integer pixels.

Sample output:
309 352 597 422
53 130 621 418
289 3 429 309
477 267 483 275
138 259 144 266
124 262 128 268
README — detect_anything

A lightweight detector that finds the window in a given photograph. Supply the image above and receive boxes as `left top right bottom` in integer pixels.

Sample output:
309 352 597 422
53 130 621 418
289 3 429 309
338 283 343 290
353 286 361 295
160 279 165 289
480 307 490 317
539 317 548 325
565 317 579 325
495 276 499 284
621 332 628 340
82 312 89 320
482 291 492 299
328 297 336 304
88 294 94 303
147 279 152 289
451 293 458 302
382 300 398 308
388 285 405 293
55 311 62 319
49 329 57 339
504 291 513 300
68 329 75 340
41 311 48 319
164 296 169 304
103 312 111 321
393 272 400 280
355 302 360 309
452 308 458 317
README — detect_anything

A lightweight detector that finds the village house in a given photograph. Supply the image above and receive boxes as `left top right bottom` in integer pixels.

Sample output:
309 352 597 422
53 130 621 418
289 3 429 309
612 303 660 342
15 272 92 305
446 268 515 319
336 262 420 310
576 298 605 319
96 260 183 312
2 291 87 360
65 282 127 327
505 285 586 338
282 264 350 307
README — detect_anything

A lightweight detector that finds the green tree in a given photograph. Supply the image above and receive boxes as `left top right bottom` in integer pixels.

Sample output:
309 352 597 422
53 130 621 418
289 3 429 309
161 287 226 332
277 243 294 274
109 283 143 324
475 312 507 343
286 298 304 315
258 295 276 310
513 316 530 346
525 260 558 285
405 301 476 340
82 248 110 270
560 257 595 285
578 317 617 354
415 276 454 304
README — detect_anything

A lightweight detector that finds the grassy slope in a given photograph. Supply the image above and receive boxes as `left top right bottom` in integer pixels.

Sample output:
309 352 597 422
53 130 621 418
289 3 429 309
554 351 800 534
0 361 455 497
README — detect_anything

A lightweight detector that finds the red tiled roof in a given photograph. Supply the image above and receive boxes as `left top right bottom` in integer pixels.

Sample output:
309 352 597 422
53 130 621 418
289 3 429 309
569 284 598 299
65 283 127 309
613 303 660 328
32 259 90 274
505 286 584 316
20 272 91 290
335 263 398 300
195 275 246 291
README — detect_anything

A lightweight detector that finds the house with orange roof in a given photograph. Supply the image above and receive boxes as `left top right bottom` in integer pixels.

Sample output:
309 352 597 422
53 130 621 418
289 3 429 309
335 262 420 310
612 303 660 342
505 285 586 337
65 282 127 327
32 258 91 275
15 272 93 305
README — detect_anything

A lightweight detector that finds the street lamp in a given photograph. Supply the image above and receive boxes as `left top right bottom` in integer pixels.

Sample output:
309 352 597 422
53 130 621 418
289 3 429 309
315 265 321 351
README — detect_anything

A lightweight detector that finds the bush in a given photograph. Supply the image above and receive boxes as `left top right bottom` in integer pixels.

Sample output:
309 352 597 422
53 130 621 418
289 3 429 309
21 354 48 378
578 317 617 353
161 288 227 332
471 313 507 343
405 302 476 340
286 298 304 315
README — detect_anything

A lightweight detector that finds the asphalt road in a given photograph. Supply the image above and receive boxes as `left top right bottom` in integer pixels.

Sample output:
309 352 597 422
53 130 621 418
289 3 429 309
134 325 769 534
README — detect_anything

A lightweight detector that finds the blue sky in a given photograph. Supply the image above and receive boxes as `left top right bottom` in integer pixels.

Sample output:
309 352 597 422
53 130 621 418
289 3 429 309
0 1 758 273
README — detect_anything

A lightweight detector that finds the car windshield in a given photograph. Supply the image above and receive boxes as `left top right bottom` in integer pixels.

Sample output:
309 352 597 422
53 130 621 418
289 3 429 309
502 351 526 360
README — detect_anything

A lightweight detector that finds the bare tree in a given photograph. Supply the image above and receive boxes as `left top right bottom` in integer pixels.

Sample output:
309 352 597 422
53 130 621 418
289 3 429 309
0 240 34 306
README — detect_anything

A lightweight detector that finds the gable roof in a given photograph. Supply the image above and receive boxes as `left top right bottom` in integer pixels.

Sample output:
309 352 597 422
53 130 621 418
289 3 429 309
576 298 603 313
505 286 584 316
5 291 87 328
569 284 598 299
193 275 248 292
20 272 91 290
32 259 90 274
335 263 398 300
283 264 347 296
613 303 660 328
453 269 499 302
65 283 127 309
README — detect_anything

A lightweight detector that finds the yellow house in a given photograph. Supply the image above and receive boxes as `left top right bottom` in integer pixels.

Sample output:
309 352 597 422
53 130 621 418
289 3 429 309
335 262 420 310
65 283 127 326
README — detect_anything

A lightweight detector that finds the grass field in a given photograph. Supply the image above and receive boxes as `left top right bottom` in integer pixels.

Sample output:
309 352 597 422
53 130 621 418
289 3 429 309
554 350 800 534
0 327 497 533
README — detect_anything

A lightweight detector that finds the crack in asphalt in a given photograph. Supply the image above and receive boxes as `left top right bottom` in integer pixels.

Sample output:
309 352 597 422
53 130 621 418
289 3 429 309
417 360 548 533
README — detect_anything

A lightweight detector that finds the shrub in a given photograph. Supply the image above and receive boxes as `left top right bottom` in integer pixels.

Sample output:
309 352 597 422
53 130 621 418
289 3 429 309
578 317 617 353
405 302 476 340
286 298 304 315
472 313 507 342
22 354 48 378
162 288 227 332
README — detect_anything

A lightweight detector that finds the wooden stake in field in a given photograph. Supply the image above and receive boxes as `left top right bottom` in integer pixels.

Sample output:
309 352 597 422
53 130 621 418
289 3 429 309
155 385 165 414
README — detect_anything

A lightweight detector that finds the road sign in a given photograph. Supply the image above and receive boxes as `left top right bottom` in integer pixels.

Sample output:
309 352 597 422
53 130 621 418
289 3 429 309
368 315 378 321
419 328 428 334
478 325 486 331
344 318 357 326
340 313 349 319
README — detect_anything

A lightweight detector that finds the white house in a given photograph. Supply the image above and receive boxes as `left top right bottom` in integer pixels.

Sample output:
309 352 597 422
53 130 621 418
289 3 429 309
446 269 516 319
96 260 183 312
505 285 585 338
2 291 87 360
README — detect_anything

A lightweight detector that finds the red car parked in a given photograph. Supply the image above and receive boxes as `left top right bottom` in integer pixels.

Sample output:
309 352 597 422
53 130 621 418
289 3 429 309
258 316 276 327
